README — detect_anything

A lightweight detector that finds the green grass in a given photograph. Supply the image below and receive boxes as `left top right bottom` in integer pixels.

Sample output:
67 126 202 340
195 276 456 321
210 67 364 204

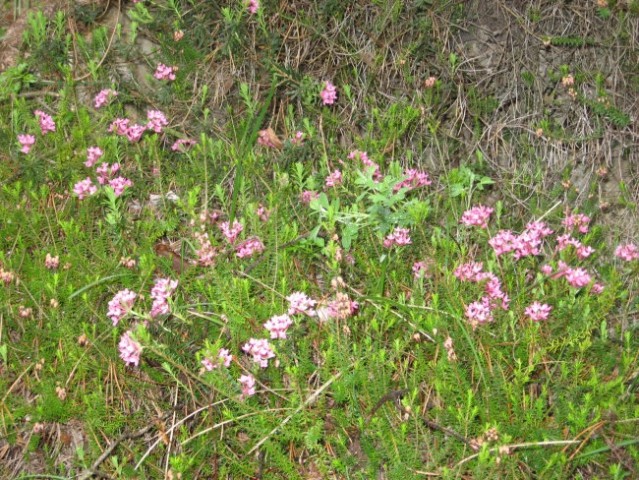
1 0 638 478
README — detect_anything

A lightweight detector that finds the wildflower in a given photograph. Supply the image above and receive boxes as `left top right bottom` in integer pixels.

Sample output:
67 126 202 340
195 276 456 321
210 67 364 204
287 291 317 317
383 227 411 248
45 253 59 270
325 170 343 188
482 273 509 310
465 299 493 327
219 220 243 244
73 177 98 199
18 306 32 318
107 289 137 326
300 190 319 204
412 261 428 278
85 147 104 167
489 230 517 256
562 74 574 87
264 314 293 339
34 110 56 135
247 0 259 14
120 256 137 269
460 205 493 229
443 336 457 361
146 110 168 133
108 118 130 135
94 89 117 108
290 131 304 145
393 169 432 192
154 63 177 81
565 267 591 288
202 348 233 370
150 278 178 318
108 177 133 197
96 162 120 184
525 221 554 238
524 302 552 321
194 232 217 266
171 138 196 152
126 124 146 143
327 292 358 320
540 264 553 276
257 128 282 149
242 338 275 368
239 374 256 399
424 76 437 88
349 150 382 181
118 331 142 367
257 204 270 222
453 262 484 282
562 213 590 234
591 283 605 294
320 81 337 105
236 237 265 258
615 243 639 261
18 134 35 154
0 269 15 285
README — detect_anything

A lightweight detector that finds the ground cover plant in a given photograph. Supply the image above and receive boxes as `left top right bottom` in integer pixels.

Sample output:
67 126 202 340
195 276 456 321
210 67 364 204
1 0 639 478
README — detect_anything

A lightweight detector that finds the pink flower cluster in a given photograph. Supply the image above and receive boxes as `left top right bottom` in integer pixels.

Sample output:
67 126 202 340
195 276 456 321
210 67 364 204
219 220 243 244
287 291 317 317
85 147 104 167
94 89 118 109
545 261 594 289
300 190 319 204
171 138 196 152
489 221 554 259
96 162 120 184
461 205 494 229
349 150 382 181
18 134 35 154
257 204 270 222
615 243 639 261
34 110 56 135
383 227 412 248
242 338 275 367
556 234 595 259
325 170 343 188
201 349 233 371
107 289 137 326
455 262 509 327
562 213 590 234
108 110 168 143
320 81 337 105
263 314 293 339
236 237 265 258
239 374 256 399
45 253 59 270
393 169 432 192
247 0 259 14
524 302 552 321
150 277 178 318
194 231 217 266
154 63 177 81
118 331 142 366
73 177 98 199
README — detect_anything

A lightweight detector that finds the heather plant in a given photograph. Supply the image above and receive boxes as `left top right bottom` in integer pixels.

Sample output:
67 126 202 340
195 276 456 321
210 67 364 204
1 0 638 479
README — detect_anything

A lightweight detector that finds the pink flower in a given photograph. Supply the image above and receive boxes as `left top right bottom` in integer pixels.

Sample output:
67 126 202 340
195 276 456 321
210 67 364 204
591 283 605 294
565 268 592 288
85 147 104 167
73 177 98 199
287 291 317 317
194 232 217 266
393 169 432 192
154 63 177 81
45 253 59 270
171 138 196 152
94 89 117 109
524 302 552 321
412 261 427 278
236 237 265 258
290 131 304 145
146 110 168 133
118 331 142 366
108 177 133 197
383 227 411 248
482 273 509 311
489 230 517 256
320 81 337 105
540 264 553 276
201 348 233 370
424 76 437 88
325 170 343 188
126 124 146 143
239 374 256 399
327 292 359 320
453 262 484 282
257 204 270 222
460 205 493 229
300 190 319 204
18 134 35 154
242 338 275 368
219 220 243 244
465 299 493 326
107 289 137 326
247 0 259 14
562 213 590 234
34 110 56 135
349 150 382 181
96 162 120 184
150 278 178 318
615 243 639 261
264 314 293 339
109 118 130 135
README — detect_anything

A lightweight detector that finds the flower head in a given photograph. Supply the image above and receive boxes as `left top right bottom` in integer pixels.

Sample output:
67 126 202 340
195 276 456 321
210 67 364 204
524 302 552 321
107 289 137 326
150 278 178 318
461 205 494 229
18 134 35 154
615 243 639 262
154 63 177 81
73 178 98 199
118 331 142 366
242 338 275 368
239 374 256 399
94 89 118 109
383 227 411 248
264 314 293 339
320 81 337 105
236 237 265 258
85 147 104 167
287 292 317 317
34 110 56 135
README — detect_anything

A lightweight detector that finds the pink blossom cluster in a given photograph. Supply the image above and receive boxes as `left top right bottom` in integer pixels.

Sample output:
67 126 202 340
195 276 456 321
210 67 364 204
556 234 595 259
287 291 317 317
150 277 178 318
18 134 35 154
257 129 280 148
96 162 120 184
219 220 243 244
263 314 293 339
615 243 639 261
412 261 428 278
193 231 217 266
489 221 554 259
239 374 256 399
201 348 233 370
349 150 382 181
300 190 319 204
461 205 494 229
524 302 552 321
247 0 259 14
325 170 343 188
107 289 137 326
146 110 169 133
236 237 265 258
108 110 168 143
154 63 177 81
108 177 133 197
393 169 432 192
383 227 412 248
290 131 304 145
94 89 118 109
257 204 270 222
85 146 104 167
242 338 275 367
562 213 590 234
545 262 593 288
0 268 16 285
320 81 337 105
455 262 509 327
73 177 98 199
45 253 59 270
34 110 56 135
171 138 196 152
327 292 359 320
118 331 142 366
